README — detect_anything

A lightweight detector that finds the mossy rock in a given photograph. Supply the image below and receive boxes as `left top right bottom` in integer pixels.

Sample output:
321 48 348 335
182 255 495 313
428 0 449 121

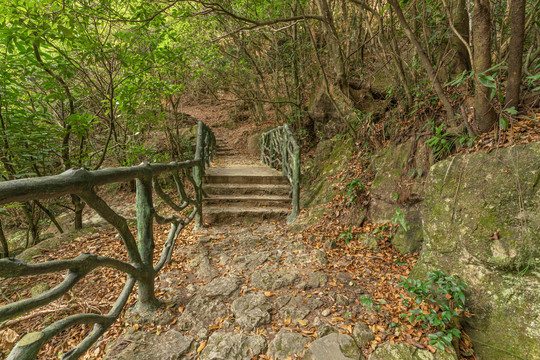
414 142 540 360
368 140 429 254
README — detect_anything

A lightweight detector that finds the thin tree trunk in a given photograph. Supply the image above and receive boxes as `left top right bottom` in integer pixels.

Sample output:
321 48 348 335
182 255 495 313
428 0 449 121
388 0 456 124
505 0 526 108
472 0 497 132
0 219 8 258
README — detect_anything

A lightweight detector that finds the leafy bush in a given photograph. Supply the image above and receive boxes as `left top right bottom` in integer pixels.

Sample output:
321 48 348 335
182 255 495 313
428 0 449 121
399 271 468 351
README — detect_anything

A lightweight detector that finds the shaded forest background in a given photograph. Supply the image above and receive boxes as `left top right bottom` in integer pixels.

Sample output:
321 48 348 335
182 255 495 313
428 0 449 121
0 0 538 255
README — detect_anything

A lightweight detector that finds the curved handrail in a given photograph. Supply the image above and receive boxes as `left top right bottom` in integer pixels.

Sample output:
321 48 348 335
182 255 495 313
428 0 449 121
260 124 300 222
0 121 215 360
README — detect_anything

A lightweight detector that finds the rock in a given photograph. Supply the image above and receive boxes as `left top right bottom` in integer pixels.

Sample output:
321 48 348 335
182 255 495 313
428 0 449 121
415 143 540 360
267 329 310 360
313 250 329 266
246 133 261 156
251 269 298 290
176 295 228 333
317 323 337 338
321 309 331 317
356 234 379 252
196 328 209 341
200 276 241 299
368 140 430 254
105 329 195 360
290 137 355 231
324 238 337 250
335 294 350 306
368 342 457 360
308 272 328 288
278 295 323 322
30 283 50 297
304 333 363 360
233 251 271 271
352 322 374 347
231 292 274 331
199 332 266 360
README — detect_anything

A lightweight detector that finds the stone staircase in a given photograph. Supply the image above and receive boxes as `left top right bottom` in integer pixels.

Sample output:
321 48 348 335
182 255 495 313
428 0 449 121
202 135 292 224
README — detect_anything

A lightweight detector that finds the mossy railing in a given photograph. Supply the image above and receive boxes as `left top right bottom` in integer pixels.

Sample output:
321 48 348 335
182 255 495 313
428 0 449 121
261 124 300 222
0 121 215 360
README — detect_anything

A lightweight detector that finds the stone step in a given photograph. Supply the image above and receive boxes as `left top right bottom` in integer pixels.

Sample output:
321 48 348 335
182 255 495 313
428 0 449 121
203 206 291 224
203 195 291 207
203 183 291 196
204 166 289 185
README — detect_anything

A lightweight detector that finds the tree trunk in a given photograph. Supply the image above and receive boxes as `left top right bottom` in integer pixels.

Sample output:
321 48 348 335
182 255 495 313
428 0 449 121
71 194 84 230
388 0 456 124
0 219 8 258
505 0 526 108
452 0 471 71
472 0 497 132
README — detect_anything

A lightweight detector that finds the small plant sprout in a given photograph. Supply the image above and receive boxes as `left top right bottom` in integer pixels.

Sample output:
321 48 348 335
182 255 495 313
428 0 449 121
344 179 365 205
391 208 409 232
338 227 354 245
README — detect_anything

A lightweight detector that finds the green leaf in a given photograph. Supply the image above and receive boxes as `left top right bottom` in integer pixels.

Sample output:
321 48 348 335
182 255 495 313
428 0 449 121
504 107 518 115
500 116 508 131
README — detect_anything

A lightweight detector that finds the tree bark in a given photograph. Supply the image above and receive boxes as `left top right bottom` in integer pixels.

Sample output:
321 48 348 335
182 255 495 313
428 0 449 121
505 0 526 108
0 219 8 258
452 0 471 71
472 0 497 132
388 0 456 124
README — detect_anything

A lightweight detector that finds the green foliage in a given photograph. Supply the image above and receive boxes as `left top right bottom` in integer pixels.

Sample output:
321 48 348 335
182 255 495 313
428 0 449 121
424 123 474 160
359 295 374 308
338 227 354 245
391 208 408 232
399 271 468 351
344 179 365 205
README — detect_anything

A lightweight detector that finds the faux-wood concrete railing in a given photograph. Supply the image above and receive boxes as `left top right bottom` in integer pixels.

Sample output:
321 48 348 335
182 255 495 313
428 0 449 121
260 124 300 222
0 121 215 360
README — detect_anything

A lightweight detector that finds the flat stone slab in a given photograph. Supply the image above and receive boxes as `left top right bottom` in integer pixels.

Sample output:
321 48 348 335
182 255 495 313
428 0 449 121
199 332 267 360
177 295 229 333
105 330 195 360
368 342 458 360
251 269 298 290
278 295 323 322
304 333 363 360
268 329 311 360
200 276 242 298
231 292 274 331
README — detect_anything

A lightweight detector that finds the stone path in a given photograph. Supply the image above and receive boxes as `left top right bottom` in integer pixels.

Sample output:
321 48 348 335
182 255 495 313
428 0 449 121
104 223 458 360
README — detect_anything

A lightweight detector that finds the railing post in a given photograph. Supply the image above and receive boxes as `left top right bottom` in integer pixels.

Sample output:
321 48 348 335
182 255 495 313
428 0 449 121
193 121 205 229
289 145 301 223
135 163 160 312
193 162 203 229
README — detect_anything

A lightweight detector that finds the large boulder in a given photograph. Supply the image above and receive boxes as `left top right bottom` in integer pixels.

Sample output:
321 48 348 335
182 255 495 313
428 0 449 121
290 136 356 231
414 143 540 360
368 139 432 254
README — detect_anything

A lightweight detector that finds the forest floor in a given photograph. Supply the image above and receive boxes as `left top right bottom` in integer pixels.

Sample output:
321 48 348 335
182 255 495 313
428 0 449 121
6 99 532 359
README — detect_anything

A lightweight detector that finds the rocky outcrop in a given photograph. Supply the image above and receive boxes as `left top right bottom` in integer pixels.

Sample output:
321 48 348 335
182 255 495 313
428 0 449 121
414 143 540 360
290 136 356 231
368 139 431 254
